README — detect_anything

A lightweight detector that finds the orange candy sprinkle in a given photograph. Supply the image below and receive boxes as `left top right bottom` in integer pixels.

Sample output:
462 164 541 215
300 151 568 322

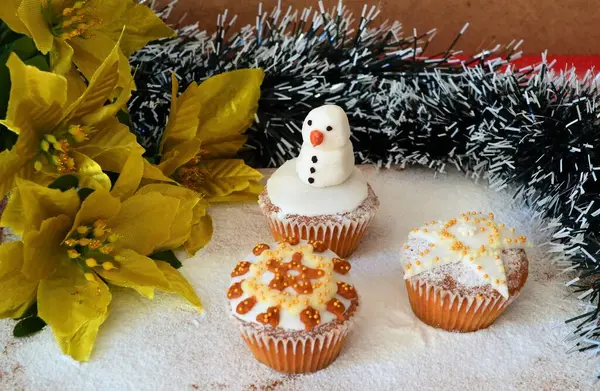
253 243 270 256
308 240 327 253
256 306 280 327
326 298 347 321
332 258 351 275
227 281 244 299
236 296 257 315
299 306 321 330
231 261 251 277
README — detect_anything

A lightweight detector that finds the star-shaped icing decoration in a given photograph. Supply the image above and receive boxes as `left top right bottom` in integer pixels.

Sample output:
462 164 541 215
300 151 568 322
403 212 530 298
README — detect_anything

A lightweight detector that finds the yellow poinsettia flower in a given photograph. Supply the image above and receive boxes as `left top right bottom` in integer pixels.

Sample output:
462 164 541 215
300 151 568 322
0 36 168 197
157 69 265 203
0 0 174 87
0 178 202 361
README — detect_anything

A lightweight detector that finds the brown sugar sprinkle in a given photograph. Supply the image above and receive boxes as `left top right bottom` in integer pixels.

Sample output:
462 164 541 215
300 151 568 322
332 258 351 275
299 306 321 330
231 261 251 277
256 306 280 327
337 282 358 300
326 298 347 321
308 239 327 252
236 296 257 314
266 258 324 294
252 243 270 255
227 281 244 299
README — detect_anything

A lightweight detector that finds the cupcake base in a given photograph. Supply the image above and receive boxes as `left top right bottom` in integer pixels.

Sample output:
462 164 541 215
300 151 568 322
238 320 352 374
258 185 379 258
264 216 372 258
405 279 524 332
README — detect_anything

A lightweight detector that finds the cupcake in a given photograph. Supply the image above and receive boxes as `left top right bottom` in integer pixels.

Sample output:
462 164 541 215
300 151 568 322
258 105 379 257
401 212 529 332
228 239 359 373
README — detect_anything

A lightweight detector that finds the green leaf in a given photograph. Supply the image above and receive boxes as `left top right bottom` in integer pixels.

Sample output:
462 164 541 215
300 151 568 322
16 302 38 320
48 175 79 191
78 188 95 201
116 109 131 127
0 22 24 46
149 250 182 269
13 316 47 338
24 54 49 72
144 155 161 165
0 125 17 152
104 171 120 188
11 37 39 61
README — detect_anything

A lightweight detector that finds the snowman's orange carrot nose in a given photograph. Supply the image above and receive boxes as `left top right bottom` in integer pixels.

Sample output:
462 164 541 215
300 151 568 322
310 130 324 146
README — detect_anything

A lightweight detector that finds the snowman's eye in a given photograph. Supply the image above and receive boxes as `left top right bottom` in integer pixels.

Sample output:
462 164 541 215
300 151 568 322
326 126 333 131
307 120 312 126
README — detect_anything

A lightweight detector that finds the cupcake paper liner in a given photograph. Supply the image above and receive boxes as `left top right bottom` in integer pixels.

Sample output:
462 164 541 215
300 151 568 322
238 320 352 374
262 213 375 258
405 279 524 332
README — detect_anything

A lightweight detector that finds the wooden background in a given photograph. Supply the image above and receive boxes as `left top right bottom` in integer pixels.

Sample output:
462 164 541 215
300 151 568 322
163 0 598 55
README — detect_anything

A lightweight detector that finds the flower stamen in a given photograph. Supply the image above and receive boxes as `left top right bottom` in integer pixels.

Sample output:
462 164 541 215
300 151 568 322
45 0 103 40
63 219 121 282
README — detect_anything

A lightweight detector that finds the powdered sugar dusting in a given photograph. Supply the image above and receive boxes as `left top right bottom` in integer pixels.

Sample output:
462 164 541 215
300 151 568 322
0 167 594 390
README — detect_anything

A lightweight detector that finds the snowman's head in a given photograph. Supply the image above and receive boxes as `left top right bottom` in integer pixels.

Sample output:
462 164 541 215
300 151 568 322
301 105 351 150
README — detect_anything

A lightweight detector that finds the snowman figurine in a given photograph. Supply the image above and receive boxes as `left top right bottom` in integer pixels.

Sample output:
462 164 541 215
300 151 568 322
296 105 355 187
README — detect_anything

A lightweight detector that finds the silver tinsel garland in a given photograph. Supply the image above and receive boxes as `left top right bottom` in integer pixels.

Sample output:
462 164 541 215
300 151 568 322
130 1 600 376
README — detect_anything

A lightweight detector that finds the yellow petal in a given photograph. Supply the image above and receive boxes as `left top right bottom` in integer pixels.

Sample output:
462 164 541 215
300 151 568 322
0 0 29 36
56 309 109 362
141 159 175 183
0 149 25 198
110 151 144 200
98 0 175 56
97 249 170 297
38 260 111 339
4 53 67 137
193 159 263 199
195 69 264 144
109 192 180 256
155 261 203 311
63 33 129 123
202 135 247 159
17 0 54 54
22 215 72 281
136 184 201 250
70 150 112 190
160 77 201 154
0 241 38 318
65 67 88 108
69 31 133 97
1 178 79 236
50 39 74 75
207 188 263 203
75 119 140 173
67 188 121 239
158 138 202 177
208 180 263 203
184 215 213 255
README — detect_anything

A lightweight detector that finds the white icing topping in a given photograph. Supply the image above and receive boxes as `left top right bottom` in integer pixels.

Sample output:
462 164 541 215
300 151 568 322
229 241 356 331
296 105 355 187
266 159 368 216
402 212 530 298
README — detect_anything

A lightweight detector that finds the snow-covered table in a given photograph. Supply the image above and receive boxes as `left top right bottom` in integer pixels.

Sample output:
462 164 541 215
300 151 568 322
0 167 595 390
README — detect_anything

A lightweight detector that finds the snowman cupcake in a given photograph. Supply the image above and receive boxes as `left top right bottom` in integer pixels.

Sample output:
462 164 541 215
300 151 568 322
258 105 379 257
